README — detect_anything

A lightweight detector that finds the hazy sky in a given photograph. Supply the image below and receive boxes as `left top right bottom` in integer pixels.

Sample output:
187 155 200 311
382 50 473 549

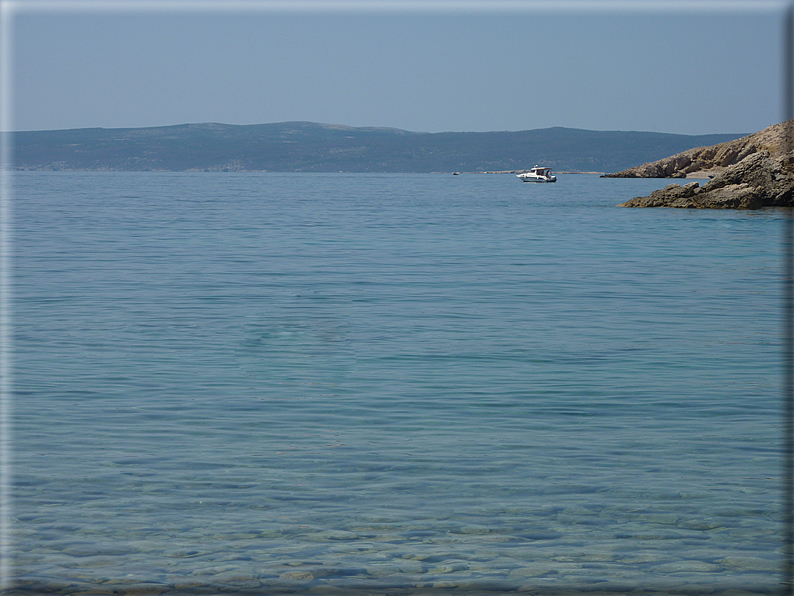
6 0 790 135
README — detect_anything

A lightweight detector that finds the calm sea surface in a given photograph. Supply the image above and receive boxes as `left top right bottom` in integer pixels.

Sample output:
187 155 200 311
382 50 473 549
11 172 786 594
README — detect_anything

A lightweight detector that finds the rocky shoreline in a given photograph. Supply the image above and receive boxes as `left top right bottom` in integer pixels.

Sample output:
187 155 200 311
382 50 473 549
609 121 793 209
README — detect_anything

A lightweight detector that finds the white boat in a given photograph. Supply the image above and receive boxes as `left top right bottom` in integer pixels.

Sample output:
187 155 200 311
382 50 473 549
517 166 557 183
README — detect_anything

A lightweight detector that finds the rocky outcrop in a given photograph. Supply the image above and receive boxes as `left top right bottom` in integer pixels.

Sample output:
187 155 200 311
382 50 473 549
605 120 791 179
617 149 794 210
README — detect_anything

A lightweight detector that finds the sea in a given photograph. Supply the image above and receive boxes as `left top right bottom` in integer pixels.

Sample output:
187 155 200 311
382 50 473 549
9 171 787 595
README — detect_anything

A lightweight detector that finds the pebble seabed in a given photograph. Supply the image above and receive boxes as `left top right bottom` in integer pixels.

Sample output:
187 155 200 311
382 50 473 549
4 581 787 596
8 520 785 596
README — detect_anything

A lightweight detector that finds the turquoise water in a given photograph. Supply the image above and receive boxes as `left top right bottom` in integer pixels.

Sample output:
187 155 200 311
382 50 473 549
11 172 785 594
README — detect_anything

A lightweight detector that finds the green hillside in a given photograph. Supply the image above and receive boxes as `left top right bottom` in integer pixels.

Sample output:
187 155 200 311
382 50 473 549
11 121 747 173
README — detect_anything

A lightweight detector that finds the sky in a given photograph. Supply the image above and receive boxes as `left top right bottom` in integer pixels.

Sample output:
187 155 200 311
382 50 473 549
4 0 791 136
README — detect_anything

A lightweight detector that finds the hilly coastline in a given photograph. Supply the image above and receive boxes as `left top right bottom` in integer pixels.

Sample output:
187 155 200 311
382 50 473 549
604 120 790 180
10 122 745 174
612 121 793 209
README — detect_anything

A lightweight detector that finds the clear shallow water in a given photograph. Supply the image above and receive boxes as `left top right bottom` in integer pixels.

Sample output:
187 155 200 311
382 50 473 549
10 172 785 594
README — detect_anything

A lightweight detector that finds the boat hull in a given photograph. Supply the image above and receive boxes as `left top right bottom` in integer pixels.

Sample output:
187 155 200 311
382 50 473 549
517 175 556 183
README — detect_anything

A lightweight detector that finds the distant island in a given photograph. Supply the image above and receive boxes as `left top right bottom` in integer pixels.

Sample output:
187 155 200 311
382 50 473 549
9 121 746 174
612 121 793 209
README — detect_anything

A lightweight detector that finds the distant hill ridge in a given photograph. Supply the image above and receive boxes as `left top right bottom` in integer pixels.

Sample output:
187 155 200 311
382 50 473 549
10 121 747 174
